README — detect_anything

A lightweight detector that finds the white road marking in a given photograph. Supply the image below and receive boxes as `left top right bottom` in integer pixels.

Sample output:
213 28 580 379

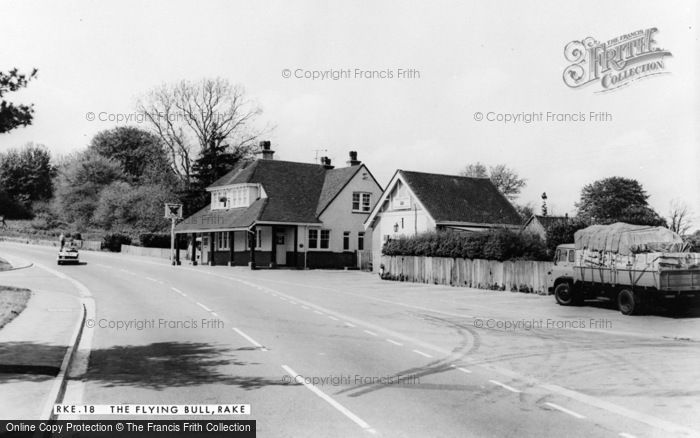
451 365 471 374
211 312 219 318
413 349 433 358
545 402 585 419
328 316 339 321
289 301 297 304
233 327 268 352
386 339 403 346
490 380 521 393
619 433 637 438
302 306 310 310
170 287 186 296
281 365 376 434
539 383 700 436
345 322 356 327
196 302 212 312
363 330 378 337
145 276 159 282
314 310 324 315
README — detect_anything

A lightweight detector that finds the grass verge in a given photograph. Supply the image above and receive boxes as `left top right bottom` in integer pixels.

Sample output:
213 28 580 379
0 286 31 330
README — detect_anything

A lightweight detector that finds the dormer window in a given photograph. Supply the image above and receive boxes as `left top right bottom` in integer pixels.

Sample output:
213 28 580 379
209 183 264 210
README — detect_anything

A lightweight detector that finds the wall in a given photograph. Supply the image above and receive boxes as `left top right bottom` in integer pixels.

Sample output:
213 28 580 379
381 255 554 294
120 244 171 259
318 164 383 254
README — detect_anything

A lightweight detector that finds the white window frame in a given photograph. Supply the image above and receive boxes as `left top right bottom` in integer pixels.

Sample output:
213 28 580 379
352 192 372 213
320 230 330 249
308 229 319 249
343 231 351 251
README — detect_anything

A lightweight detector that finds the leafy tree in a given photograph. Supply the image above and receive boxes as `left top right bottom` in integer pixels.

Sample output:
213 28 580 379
0 68 38 133
88 126 173 184
544 218 589 255
0 143 55 217
461 162 526 200
576 177 665 226
93 181 176 232
514 202 535 222
53 151 124 227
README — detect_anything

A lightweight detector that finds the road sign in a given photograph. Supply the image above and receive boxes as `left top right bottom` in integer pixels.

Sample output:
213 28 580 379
164 203 183 219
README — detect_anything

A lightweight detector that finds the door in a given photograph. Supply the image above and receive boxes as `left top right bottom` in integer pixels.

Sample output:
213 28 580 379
276 231 286 265
201 235 209 264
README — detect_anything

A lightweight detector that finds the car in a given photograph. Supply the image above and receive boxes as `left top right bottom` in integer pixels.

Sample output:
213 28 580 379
57 247 80 265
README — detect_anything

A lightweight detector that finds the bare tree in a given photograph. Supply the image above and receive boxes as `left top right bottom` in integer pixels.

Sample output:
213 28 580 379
137 78 267 187
668 199 693 235
461 162 526 201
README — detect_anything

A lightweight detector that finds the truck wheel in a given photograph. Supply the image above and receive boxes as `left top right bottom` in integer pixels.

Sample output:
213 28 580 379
618 289 638 315
555 283 577 306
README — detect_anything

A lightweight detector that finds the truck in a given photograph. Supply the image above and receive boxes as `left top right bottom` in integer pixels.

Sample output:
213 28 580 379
549 222 700 315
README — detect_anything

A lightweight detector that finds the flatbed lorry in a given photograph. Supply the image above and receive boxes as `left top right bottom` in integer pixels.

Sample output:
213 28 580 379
549 223 700 315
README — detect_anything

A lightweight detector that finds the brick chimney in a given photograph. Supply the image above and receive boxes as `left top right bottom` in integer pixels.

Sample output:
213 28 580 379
256 140 275 160
346 150 361 166
320 156 334 169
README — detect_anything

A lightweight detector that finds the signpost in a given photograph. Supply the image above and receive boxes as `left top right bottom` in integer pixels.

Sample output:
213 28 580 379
164 203 183 265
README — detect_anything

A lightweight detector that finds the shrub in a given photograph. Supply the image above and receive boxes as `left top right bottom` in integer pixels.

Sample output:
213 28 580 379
139 233 171 248
102 233 132 252
382 229 548 261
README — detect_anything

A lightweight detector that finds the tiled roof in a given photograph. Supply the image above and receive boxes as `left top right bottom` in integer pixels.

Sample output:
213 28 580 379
174 199 266 232
532 215 569 230
400 170 522 225
316 166 361 215
178 159 347 232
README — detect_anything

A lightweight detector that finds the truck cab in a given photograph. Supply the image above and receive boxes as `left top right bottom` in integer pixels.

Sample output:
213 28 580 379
548 244 575 294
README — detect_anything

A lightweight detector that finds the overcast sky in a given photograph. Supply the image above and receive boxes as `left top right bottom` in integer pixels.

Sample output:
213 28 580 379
1 0 697 227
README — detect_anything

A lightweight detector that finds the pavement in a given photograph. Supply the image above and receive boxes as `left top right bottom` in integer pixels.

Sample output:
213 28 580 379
0 241 699 437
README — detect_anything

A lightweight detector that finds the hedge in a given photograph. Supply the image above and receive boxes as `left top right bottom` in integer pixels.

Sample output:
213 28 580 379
102 233 132 252
139 233 172 248
382 229 548 262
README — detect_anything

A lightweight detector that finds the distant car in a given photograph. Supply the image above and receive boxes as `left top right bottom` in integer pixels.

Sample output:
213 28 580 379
57 247 80 265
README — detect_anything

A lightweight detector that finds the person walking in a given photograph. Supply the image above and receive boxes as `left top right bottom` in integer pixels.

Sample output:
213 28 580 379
59 233 66 251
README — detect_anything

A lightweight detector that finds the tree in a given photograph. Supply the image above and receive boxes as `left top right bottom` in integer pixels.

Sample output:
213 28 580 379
576 177 665 226
545 218 589 255
93 181 176 232
514 202 535 222
137 78 266 188
0 68 38 133
668 199 693 235
461 162 526 200
88 126 173 184
53 151 125 227
0 143 55 218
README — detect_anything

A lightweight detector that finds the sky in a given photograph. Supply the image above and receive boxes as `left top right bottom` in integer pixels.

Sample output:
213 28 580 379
1 0 698 228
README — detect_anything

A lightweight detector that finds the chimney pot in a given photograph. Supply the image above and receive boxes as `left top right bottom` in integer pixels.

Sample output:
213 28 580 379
320 156 334 169
346 150 361 166
257 140 275 159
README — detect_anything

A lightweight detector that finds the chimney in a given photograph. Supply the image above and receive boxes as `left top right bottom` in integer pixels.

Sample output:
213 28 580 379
320 156 334 170
256 140 275 160
346 150 361 166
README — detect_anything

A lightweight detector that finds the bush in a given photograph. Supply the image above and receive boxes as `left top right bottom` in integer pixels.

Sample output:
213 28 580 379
545 219 589 255
139 233 171 248
102 233 132 252
382 229 548 261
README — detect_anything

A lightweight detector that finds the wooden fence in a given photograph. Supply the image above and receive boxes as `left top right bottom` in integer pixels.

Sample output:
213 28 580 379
0 236 102 250
381 255 554 294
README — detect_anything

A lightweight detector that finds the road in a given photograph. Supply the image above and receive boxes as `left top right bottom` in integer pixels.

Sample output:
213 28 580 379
1 242 699 438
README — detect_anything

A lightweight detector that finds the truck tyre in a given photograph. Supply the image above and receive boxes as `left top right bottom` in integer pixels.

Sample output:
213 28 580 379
618 289 638 315
555 283 577 306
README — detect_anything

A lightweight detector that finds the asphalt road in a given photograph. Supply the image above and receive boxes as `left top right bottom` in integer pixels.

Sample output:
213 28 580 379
2 242 699 438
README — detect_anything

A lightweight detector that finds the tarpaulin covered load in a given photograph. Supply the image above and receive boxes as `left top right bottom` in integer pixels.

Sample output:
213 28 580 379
574 222 687 255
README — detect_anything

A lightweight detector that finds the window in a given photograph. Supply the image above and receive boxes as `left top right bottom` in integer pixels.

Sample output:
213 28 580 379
256 229 263 249
320 230 330 249
343 232 350 251
352 192 372 213
358 232 365 251
217 232 229 250
308 229 318 249
568 250 575 263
